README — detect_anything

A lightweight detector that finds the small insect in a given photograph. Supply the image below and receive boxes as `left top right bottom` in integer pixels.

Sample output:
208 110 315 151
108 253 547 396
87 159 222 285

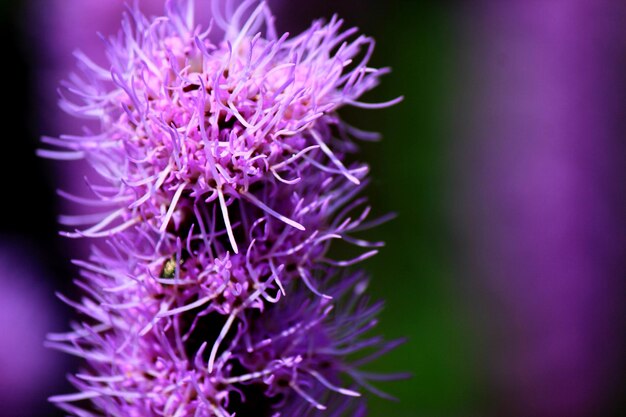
161 258 178 279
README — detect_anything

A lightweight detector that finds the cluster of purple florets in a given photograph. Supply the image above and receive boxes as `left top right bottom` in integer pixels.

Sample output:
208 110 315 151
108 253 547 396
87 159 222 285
43 1 402 416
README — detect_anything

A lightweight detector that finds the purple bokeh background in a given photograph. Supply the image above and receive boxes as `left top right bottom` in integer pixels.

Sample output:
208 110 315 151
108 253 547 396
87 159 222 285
455 0 626 415
0 239 66 417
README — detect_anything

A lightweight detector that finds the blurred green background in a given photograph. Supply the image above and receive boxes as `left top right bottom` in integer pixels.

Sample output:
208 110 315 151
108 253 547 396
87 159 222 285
279 2 480 415
339 4 476 416
345 4 478 416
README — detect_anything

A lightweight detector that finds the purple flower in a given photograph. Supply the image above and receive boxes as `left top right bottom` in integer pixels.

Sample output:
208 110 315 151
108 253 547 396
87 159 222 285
42 1 402 415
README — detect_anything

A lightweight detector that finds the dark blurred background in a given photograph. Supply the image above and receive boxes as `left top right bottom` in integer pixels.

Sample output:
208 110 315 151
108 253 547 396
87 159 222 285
1 0 625 416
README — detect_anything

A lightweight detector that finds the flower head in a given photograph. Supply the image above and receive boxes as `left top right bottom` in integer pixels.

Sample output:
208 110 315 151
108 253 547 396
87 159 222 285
46 0 397 249
42 1 403 416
